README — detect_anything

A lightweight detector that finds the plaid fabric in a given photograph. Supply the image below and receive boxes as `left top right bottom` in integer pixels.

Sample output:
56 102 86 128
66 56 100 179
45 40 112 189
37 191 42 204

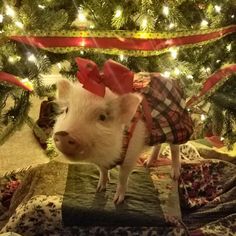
135 73 193 146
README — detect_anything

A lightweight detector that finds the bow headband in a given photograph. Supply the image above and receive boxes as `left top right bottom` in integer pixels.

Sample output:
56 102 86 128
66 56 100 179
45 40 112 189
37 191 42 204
75 57 134 97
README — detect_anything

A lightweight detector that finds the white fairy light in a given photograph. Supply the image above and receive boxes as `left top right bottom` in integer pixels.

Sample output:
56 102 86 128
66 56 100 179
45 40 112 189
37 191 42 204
119 54 125 61
201 20 208 28
0 14 3 23
216 59 221 63
38 4 46 9
162 71 171 78
163 6 169 16
169 23 175 29
8 55 21 64
201 114 206 121
80 40 86 47
57 63 62 69
186 74 193 79
27 53 37 63
21 78 33 91
206 67 211 73
89 24 95 29
226 43 232 51
169 48 178 59
15 21 24 29
214 5 221 13
80 50 84 55
78 8 86 22
231 15 235 19
115 9 122 18
141 18 148 28
6 5 15 17
8 56 16 64
220 137 224 141
174 68 180 75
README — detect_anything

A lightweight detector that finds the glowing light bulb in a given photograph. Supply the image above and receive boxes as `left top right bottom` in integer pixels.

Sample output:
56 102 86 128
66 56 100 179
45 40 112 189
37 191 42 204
170 48 178 59
163 6 169 16
201 20 208 28
115 9 122 18
15 21 24 29
162 71 170 78
216 59 221 63
0 14 3 23
206 67 211 73
89 24 95 29
220 137 224 141
57 63 62 69
231 15 235 18
38 4 46 9
141 18 148 28
169 23 175 29
214 5 221 13
119 54 125 61
78 8 86 22
6 5 15 17
186 75 193 79
21 78 33 91
226 44 232 51
80 50 84 55
28 54 37 63
201 114 206 121
174 68 180 75
8 56 16 64
80 40 86 47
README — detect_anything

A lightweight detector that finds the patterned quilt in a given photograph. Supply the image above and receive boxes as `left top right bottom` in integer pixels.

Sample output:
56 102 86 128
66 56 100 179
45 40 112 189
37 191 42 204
0 146 235 235
0 161 185 235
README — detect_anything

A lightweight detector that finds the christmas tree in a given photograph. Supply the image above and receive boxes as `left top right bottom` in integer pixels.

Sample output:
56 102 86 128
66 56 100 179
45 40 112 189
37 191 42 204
1 0 236 148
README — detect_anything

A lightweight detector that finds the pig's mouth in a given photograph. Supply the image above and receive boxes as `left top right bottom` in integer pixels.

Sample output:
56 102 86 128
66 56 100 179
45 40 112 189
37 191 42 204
53 131 87 159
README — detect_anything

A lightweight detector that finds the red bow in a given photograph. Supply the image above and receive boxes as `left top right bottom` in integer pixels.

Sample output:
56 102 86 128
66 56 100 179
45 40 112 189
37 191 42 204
75 57 134 97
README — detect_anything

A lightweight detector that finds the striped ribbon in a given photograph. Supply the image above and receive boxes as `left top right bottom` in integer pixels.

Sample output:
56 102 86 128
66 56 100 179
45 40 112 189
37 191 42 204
8 25 236 56
0 71 33 91
187 64 236 106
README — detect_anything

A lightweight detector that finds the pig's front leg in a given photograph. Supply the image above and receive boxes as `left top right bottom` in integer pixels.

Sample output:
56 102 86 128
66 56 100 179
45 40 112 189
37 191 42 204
97 167 109 192
113 164 134 204
170 144 180 180
113 121 146 204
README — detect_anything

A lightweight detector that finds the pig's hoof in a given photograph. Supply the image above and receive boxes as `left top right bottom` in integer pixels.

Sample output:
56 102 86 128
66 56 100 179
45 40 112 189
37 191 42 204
113 187 125 204
96 181 107 192
171 168 180 181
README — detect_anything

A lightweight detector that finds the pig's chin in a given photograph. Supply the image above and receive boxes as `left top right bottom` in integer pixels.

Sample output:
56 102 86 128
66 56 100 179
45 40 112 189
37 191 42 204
56 146 86 161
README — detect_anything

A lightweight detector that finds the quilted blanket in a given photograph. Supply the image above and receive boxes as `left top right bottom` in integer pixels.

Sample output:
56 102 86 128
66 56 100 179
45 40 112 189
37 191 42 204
0 161 184 235
0 144 235 236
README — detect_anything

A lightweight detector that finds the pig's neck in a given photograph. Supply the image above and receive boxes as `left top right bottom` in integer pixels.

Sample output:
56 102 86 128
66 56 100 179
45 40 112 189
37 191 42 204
88 130 123 169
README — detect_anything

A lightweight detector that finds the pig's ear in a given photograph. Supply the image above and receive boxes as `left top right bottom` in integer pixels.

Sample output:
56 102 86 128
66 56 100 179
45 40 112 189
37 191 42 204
118 93 142 124
56 79 72 100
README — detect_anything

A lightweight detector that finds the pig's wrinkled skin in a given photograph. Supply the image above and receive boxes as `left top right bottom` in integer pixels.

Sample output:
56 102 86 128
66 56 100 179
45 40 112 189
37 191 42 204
53 79 180 204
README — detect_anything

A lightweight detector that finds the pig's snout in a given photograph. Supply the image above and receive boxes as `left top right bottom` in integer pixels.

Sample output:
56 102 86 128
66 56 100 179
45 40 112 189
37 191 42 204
53 131 79 156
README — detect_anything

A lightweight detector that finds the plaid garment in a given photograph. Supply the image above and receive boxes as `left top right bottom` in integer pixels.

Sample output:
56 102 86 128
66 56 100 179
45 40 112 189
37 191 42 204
134 73 193 146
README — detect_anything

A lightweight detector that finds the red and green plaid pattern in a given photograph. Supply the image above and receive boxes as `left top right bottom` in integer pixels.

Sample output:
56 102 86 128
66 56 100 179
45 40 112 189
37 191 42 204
138 73 193 145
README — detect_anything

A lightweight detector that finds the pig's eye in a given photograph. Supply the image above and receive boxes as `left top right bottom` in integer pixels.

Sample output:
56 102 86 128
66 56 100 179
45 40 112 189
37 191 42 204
65 107 69 114
99 114 107 121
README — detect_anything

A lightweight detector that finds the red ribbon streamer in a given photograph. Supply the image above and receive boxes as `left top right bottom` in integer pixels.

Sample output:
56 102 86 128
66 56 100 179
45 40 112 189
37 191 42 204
9 25 236 52
187 64 236 106
0 72 33 91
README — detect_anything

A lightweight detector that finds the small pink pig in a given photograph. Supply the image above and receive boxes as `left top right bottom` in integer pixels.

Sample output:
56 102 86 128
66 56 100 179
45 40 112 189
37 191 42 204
53 58 193 204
